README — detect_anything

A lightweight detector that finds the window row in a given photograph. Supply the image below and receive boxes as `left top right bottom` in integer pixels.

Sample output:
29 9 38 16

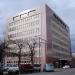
9 14 40 26
55 52 70 58
7 61 31 64
8 28 40 38
51 20 69 37
52 30 69 43
9 20 39 32
53 37 69 48
53 13 68 32
53 44 69 53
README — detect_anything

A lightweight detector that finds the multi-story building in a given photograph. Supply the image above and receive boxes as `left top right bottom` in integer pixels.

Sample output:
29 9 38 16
6 4 71 71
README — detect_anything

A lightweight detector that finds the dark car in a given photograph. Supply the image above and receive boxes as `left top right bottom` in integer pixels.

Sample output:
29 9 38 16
20 64 34 73
0 65 3 75
33 64 41 72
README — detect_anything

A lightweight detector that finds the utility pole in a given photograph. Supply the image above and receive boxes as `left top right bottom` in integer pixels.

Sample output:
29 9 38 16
39 37 40 64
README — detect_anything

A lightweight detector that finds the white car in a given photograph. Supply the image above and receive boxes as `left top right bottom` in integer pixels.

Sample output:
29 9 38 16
7 64 19 73
63 65 70 69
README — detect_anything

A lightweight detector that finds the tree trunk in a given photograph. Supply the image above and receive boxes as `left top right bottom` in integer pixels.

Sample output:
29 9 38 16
31 50 34 65
31 54 34 65
18 48 21 72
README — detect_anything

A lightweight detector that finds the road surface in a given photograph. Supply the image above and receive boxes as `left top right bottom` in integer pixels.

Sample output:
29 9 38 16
21 68 75 75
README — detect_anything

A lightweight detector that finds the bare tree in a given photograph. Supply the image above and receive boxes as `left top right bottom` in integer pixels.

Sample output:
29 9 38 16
0 39 11 64
25 39 38 65
16 40 24 68
9 39 24 69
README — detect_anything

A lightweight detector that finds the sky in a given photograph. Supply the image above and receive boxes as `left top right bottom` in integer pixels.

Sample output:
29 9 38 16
0 0 75 52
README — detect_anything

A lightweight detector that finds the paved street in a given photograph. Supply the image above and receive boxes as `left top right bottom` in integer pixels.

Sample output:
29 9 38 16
20 68 75 75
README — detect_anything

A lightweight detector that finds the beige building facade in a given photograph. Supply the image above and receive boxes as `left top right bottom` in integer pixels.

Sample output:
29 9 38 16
6 4 71 70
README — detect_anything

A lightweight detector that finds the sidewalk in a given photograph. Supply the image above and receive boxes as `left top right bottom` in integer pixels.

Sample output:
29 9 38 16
54 68 64 72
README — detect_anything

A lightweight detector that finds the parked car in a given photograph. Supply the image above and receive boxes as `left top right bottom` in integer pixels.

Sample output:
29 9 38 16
2 65 9 75
0 64 8 75
43 63 54 72
33 64 41 72
7 64 19 74
63 65 70 69
20 64 34 73
0 64 3 75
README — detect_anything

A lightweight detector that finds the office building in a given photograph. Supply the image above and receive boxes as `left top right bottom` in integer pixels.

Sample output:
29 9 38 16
6 4 71 71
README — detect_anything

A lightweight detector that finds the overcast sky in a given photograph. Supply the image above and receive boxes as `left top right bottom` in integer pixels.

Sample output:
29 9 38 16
0 0 75 52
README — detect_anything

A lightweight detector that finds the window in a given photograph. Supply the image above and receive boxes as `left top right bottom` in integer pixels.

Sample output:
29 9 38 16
30 16 32 20
53 13 68 30
14 16 20 21
9 23 12 26
24 61 26 63
25 17 28 21
28 10 36 16
36 28 39 33
36 20 39 24
21 13 28 18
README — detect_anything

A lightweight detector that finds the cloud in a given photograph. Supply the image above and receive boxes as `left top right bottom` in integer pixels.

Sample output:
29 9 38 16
0 0 75 51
